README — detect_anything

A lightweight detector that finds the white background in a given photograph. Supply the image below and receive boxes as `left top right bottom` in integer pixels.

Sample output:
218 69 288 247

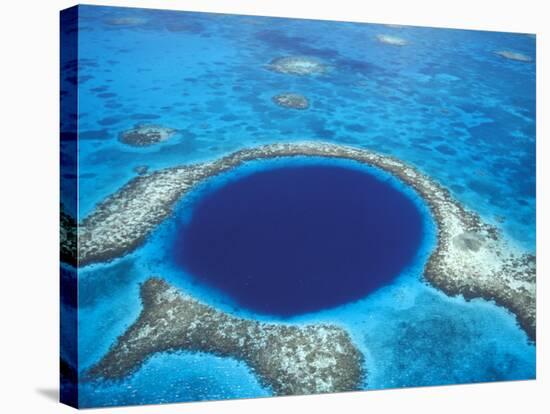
0 0 548 412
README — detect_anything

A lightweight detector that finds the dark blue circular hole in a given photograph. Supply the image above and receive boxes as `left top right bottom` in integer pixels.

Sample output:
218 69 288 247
173 163 425 316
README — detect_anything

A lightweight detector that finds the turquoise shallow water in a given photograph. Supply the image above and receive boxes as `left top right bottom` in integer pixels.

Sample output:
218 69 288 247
62 5 536 408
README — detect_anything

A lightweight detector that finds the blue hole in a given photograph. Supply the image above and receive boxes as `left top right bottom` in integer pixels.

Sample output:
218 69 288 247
173 163 425 316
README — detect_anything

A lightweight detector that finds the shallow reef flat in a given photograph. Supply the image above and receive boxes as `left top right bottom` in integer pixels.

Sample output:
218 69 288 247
87 277 364 395
119 124 177 147
78 142 536 341
104 16 148 27
272 93 310 110
495 50 533 62
267 56 328 75
376 34 408 46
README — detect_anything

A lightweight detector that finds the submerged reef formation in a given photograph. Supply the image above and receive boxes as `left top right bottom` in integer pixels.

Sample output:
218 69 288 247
105 17 147 26
495 50 533 62
272 93 310 110
133 165 149 176
60 204 77 266
88 277 364 395
119 124 176 147
376 34 408 46
267 56 328 76
78 142 536 341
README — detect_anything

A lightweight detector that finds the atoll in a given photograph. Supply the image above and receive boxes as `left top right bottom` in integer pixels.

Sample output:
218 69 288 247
87 277 365 396
119 124 176 147
272 93 310 110
77 142 536 341
267 56 328 76
495 50 532 62
376 34 408 46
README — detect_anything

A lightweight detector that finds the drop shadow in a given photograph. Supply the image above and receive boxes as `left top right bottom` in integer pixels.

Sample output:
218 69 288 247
36 388 59 402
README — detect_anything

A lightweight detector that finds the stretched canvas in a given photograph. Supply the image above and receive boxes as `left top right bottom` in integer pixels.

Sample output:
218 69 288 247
60 4 536 409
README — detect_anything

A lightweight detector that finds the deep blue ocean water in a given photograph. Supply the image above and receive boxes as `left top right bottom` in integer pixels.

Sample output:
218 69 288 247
62 5 536 408
174 162 424 316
